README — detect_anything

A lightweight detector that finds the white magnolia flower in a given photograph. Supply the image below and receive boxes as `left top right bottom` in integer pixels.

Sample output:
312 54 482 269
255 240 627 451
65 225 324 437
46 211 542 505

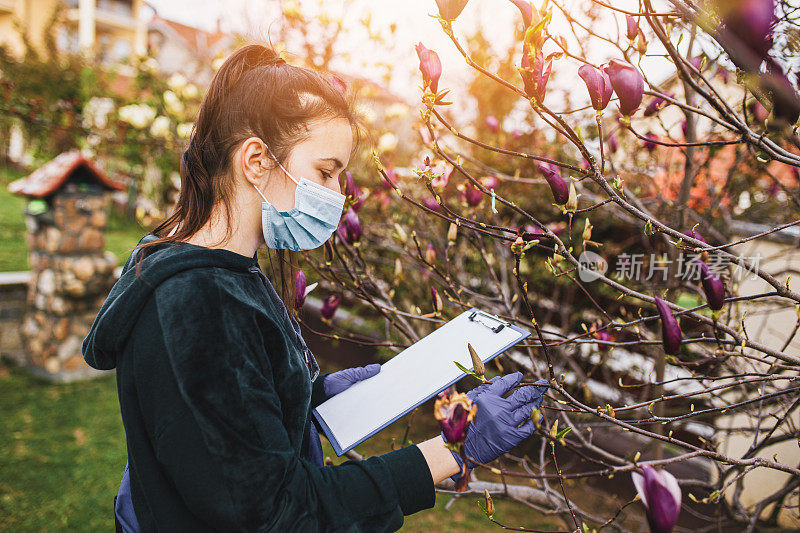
738 190 752 210
167 73 188 92
377 132 398 153
177 122 194 139
150 115 172 139
141 57 159 73
384 102 409 120
82 97 115 129
355 102 377 124
119 104 156 129
163 90 185 115
182 83 199 100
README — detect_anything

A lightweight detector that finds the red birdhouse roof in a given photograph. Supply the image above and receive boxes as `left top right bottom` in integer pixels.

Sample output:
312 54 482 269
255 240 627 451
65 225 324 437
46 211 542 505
8 151 126 198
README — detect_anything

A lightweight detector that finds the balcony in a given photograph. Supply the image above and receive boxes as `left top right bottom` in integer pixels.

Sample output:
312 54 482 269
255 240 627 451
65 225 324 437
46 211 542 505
63 0 138 32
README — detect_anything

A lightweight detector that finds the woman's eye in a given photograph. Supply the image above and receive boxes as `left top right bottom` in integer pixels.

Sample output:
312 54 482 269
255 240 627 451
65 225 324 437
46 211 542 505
321 171 333 181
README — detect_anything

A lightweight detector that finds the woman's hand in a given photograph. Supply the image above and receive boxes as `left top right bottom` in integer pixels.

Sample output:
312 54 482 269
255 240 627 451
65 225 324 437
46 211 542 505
442 372 549 481
323 363 381 397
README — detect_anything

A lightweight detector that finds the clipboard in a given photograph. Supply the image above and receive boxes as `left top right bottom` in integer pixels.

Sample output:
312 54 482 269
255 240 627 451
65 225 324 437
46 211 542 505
311 307 531 456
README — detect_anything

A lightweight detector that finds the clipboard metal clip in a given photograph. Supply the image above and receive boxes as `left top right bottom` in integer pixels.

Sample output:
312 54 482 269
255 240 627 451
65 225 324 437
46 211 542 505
468 310 511 333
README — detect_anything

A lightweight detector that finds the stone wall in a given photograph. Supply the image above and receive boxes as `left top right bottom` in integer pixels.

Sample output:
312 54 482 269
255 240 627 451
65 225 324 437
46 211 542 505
17 191 119 381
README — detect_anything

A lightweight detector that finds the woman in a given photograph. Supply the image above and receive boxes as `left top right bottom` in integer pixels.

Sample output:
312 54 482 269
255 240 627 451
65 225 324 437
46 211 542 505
82 44 546 532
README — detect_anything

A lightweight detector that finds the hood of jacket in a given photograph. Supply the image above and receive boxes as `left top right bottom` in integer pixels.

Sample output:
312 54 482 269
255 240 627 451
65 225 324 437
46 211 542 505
82 234 260 370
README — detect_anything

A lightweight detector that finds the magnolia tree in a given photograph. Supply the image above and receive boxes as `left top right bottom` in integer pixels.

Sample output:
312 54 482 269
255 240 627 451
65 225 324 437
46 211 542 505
294 0 800 530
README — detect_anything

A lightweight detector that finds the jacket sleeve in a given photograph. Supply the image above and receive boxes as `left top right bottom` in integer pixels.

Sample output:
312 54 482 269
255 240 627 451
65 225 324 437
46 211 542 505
151 272 435 532
311 371 332 409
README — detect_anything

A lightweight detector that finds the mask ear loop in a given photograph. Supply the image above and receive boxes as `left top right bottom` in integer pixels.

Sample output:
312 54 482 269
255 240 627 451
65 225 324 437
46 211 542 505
264 144 301 186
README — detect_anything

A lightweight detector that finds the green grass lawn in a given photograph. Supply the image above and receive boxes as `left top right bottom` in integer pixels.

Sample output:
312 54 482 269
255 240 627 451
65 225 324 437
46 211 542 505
0 165 146 272
0 359 561 531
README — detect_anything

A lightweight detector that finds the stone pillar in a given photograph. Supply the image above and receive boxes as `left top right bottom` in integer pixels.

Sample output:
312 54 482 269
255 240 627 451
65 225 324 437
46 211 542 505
20 191 118 381
78 0 96 56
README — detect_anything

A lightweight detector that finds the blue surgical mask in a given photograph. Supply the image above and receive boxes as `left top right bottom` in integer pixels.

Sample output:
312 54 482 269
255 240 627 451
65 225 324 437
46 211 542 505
252 146 346 250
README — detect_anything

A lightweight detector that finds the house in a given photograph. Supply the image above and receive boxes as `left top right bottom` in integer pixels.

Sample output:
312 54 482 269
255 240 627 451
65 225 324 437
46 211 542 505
0 0 147 64
147 13 235 86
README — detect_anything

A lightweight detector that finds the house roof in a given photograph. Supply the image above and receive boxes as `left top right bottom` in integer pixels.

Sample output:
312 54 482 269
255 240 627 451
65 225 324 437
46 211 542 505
8 151 126 198
149 14 232 56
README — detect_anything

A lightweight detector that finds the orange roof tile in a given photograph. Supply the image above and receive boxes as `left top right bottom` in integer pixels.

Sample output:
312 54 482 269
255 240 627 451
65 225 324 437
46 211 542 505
8 151 126 198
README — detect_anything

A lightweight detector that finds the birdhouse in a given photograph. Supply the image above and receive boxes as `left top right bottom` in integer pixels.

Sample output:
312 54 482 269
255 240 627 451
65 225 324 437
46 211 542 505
8 151 126 380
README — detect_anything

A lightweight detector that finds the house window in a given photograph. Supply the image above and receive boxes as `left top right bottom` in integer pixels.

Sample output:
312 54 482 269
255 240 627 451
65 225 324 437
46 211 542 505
56 26 80 54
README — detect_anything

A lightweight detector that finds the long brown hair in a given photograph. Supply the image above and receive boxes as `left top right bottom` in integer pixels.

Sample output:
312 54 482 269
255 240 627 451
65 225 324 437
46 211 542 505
133 44 362 310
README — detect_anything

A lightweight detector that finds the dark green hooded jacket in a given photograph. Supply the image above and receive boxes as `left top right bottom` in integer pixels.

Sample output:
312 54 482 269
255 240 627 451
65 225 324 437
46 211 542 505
82 234 435 531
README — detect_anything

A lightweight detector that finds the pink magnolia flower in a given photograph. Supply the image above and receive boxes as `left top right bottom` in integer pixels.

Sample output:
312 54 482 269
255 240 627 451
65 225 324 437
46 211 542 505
520 48 558 105
604 59 644 117
462 184 483 207
416 43 442 94
434 392 477 444
537 162 569 205
422 196 442 212
294 270 307 310
625 15 639 41
654 297 682 355
485 115 499 133
632 465 682 533
578 64 613 111
338 208 362 244
608 132 619 153
721 0 776 60
435 0 469 21
321 294 342 320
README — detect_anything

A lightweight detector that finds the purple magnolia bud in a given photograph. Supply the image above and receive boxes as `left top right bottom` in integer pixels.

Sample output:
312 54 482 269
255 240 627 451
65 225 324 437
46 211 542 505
485 115 499 133
626 15 639 41
463 184 483 207
321 294 341 320
644 96 665 116
591 322 614 352
430 285 443 313
422 195 442 212
538 162 569 205
294 270 307 310
632 465 682 533
512 128 523 139
608 132 619 153
344 170 356 198
434 392 477 444
683 229 706 244
351 183 365 212
721 0 776 60
689 55 703 73
680 120 688 139
578 64 614 111
520 48 555 104
435 0 469 20
718 67 730 83
481 175 499 190
644 132 658 152
604 59 644 117
654 297 682 355
341 208 362 244
416 43 442 94
693 259 726 311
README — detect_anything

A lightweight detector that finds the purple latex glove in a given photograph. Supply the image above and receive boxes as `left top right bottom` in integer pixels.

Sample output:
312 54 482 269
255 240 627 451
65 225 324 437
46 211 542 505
441 372 548 483
323 363 381 397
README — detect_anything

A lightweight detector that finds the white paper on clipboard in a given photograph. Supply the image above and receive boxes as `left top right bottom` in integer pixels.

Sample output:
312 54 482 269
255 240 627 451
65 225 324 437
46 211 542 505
311 307 531 455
